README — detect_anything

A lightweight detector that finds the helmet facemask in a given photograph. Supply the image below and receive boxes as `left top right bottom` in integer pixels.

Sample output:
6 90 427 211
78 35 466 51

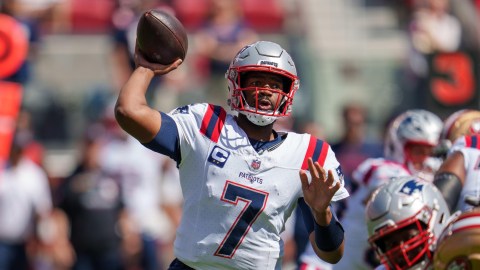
370 208 435 270
227 67 297 126
403 142 442 181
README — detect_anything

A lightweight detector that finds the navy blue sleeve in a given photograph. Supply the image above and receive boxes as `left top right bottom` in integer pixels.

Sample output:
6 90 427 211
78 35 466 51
297 198 315 233
142 112 181 164
297 198 340 234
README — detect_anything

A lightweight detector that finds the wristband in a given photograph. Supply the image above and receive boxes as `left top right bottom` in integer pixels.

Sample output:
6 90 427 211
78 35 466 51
314 216 344 252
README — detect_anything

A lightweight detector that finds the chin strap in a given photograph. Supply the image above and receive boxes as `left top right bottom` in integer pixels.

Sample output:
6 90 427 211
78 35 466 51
240 111 278 126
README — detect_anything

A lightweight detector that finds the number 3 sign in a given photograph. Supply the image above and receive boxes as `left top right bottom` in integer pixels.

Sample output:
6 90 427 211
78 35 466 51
430 52 476 106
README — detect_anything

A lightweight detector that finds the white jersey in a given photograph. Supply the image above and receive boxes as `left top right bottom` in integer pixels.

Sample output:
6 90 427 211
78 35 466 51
449 134 480 212
160 103 349 270
333 158 411 270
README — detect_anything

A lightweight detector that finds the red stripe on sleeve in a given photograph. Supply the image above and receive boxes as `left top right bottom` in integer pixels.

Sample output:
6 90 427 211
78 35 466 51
362 164 379 185
200 104 214 136
317 141 329 167
466 135 473 148
210 107 227 142
301 135 317 170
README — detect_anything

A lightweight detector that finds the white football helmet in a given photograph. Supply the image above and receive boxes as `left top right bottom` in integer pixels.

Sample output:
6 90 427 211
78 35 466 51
434 208 480 270
225 41 300 126
366 176 451 270
384 109 443 179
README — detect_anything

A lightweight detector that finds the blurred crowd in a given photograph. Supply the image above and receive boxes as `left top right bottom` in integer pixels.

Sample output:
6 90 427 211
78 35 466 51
1 0 480 269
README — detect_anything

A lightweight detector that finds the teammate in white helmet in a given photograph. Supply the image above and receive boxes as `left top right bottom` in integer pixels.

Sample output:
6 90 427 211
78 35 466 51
115 40 349 270
383 109 443 182
366 176 452 270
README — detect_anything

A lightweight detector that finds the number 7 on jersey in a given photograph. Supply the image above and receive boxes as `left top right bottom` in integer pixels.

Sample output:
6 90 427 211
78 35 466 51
214 181 269 258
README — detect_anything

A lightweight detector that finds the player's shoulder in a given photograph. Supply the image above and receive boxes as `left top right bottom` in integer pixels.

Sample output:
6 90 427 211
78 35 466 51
354 157 387 172
169 103 228 122
359 157 407 168
353 158 408 182
286 131 323 141
286 133 334 156
169 103 209 115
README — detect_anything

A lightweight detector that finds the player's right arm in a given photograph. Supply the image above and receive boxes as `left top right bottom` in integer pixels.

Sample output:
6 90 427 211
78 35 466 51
115 43 182 143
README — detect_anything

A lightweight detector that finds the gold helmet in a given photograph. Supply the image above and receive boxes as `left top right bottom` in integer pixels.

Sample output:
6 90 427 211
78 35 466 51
433 208 480 270
442 109 480 143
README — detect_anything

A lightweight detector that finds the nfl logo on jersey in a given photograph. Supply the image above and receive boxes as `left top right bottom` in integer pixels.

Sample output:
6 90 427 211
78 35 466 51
251 159 261 171
173 105 189 114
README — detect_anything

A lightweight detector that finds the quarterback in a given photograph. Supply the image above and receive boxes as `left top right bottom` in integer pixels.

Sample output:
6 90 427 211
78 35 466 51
115 41 349 269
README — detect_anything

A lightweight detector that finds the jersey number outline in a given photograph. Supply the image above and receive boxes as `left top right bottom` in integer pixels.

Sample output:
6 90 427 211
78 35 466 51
214 180 269 258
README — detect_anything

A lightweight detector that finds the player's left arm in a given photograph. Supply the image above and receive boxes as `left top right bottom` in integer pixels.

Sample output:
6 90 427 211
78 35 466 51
299 158 345 263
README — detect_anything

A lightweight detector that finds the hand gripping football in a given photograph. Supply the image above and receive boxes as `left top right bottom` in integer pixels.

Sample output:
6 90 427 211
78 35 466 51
136 9 188 65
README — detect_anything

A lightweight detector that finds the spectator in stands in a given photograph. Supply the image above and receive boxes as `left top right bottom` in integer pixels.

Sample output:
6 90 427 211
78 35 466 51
14 109 45 167
331 102 383 198
110 0 187 112
56 123 138 270
194 0 258 108
1 0 70 84
407 0 461 76
99 103 183 270
0 133 56 270
449 0 480 51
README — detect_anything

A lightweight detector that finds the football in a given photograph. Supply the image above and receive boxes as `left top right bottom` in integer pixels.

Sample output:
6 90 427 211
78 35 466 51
136 9 188 65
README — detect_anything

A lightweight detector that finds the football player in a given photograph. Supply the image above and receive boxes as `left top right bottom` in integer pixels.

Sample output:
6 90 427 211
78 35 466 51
326 110 442 270
383 110 443 182
115 41 349 269
366 176 452 270
434 109 480 212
